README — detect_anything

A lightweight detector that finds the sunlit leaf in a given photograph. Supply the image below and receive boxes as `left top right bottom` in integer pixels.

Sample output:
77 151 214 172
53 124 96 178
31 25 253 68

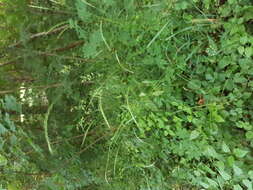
0 154 7 166
233 164 243 176
233 185 243 190
218 169 231 181
234 148 249 158
190 130 200 140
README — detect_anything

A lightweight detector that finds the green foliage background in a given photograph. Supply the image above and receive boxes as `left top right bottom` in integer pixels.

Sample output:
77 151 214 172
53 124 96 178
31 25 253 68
1 0 253 189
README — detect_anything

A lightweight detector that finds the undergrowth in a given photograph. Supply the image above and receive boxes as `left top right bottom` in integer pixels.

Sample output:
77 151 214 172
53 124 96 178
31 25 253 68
1 0 253 189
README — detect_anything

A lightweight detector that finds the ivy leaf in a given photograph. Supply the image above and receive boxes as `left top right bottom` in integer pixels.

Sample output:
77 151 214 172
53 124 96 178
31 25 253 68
218 169 231 181
233 185 243 190
240 36 248 44
216 161 225 170
214 114 225 123
237 46 244 55
236 121 252 130
234 148 249 158
218 56 231 69
199 181 209 189
245 47 253 58
222 142 230 153
205 73 213 81
206 177 218 187
249 171 253 179
225 79 234 90
234 73 247 83
205 146 219 158
227 156 235 167
233 164 243 176
246 131 253 140
242 179 252 190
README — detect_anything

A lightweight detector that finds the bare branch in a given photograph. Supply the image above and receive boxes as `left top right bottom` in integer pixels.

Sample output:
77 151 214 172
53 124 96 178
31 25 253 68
33 51 87 62
8 24 69 48
0 57 21 67
0 40 86 67
53 40 84 52
28 4 74 15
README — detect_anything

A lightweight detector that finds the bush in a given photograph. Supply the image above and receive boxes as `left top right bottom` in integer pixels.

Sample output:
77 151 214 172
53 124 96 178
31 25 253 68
1 0 253 189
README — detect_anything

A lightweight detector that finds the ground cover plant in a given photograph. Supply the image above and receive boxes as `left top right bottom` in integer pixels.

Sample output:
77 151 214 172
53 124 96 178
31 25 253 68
0 0 253 189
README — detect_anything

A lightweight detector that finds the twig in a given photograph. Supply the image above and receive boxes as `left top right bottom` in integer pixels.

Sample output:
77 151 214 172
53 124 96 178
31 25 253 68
28 4 74 15
51 128 97 145
115 52 134 73
191 18 218 23
0 57 22 67
8 24 69 48
34 51 88 61
24 126 100 156
99 93 111 129
44 102 55 154
100 21 111 51
147 21 170 48
78 128 117 154
0 40 86 67
52 40 84 52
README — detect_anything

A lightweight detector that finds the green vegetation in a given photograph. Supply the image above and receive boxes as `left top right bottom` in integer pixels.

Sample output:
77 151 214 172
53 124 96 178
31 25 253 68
1 0 253 189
